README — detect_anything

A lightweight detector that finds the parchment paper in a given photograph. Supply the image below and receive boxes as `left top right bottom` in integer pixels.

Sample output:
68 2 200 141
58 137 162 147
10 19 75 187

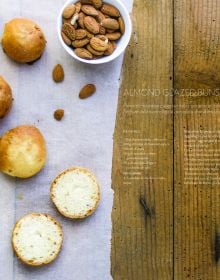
0 1 132 279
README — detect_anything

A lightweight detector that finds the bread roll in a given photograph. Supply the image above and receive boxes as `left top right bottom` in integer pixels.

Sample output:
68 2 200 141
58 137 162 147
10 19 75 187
0 76 13 118
0 125 46 178
51 167 101 219
12 213 63 266
2 18 46 63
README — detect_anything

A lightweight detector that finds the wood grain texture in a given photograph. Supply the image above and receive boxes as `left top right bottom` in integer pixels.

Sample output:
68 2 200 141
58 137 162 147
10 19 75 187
111 0 173 279
174 0 220 279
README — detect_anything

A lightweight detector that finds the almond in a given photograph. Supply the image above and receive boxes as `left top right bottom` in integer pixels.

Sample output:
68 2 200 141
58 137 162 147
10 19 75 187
90 37 108 51
87 44 104 56
53 64 64 83
106 32 121 41
99 26 106 35
75 29 87 39
101 18 119 30
75 48 93 59
84 16 100 34
79 84 96 99
62 4 76 19
75 1 82 13
104 41 116 55
72 38 90 48
78 12 85 28
62 23 76 40
91 0 103 9
96 10 106 23
101 4 120 17
54 109 64 121
61 32 72 46
80 0 93 4
86 30 94 38
118 16 125 34
81 5 98 16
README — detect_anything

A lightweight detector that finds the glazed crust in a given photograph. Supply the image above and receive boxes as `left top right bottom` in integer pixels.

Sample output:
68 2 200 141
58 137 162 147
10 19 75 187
0 125 47 178
50 167 101 219
0 76 13 118
12 213 63 266
2 18 46 63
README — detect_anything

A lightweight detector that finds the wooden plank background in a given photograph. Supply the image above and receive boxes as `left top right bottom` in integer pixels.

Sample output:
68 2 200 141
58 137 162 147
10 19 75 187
111 0 220 279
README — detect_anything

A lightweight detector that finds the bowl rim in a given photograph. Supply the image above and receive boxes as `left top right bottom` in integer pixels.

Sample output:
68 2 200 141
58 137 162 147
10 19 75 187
57 0 132 65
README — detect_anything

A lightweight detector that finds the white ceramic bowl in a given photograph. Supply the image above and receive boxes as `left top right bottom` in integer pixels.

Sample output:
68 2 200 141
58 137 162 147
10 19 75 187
57 0 132 64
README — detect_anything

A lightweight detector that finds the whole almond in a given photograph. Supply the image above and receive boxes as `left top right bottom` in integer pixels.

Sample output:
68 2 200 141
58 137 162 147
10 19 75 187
118 16 125 34
101 18 119 30
104 41 116 55
62 23 76 40
70 13 79 25
101 4 120 17
90 37 108 51
78 12 85 28
81 5 98 16
106 32 121 41
87 44 104 56
53 64 64 83
99 26 106 35
86 30 94 38
80 0 92 4
106 29 115 33
75 29 87 39
72 38 90 48
79 84 96 99
61 31 71 45
95 34 108 42
54 109 64 121
84 16 100 34
75 48 93 59
62 4 76 19
75 1 82 13
91 0 103 9
96 10 106 23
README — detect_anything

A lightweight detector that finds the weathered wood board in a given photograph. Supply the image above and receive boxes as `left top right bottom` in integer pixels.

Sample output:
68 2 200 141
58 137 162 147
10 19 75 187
111 0 220 279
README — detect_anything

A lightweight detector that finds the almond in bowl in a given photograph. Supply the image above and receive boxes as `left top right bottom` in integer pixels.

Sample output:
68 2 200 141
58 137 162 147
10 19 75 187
58 0 132 64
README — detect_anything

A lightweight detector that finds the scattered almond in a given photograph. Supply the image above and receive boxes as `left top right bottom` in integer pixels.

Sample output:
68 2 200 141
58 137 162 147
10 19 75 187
62 4 76 19
54 109 64 121
52 64 64 83
79 84 96 99
101 4 120 17
75 48 93 59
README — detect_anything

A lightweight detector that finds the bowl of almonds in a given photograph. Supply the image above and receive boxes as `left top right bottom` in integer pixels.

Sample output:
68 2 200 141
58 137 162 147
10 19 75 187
58 0 132 64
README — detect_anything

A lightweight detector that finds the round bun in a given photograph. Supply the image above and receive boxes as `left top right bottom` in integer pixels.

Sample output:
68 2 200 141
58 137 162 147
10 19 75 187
51 167 101 219
2 18 46 63
12 213 63 266
0 125 47 178
0 76 13 118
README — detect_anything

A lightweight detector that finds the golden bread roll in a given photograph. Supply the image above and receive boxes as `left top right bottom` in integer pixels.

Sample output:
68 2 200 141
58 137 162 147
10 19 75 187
2 18 46 63
51 167 101 219
0 125 47 178
0 76 13 118
12 213 63 266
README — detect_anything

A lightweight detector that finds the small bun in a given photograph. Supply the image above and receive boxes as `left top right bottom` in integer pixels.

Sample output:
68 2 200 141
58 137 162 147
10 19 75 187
0 76 13 118
0 125 47 178
12 213 63 266
51 167 101 219
2 18 46 63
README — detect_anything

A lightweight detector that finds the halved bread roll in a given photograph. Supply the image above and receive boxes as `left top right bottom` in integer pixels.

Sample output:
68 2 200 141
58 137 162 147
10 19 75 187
12 213 63 266
50 167 101 219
